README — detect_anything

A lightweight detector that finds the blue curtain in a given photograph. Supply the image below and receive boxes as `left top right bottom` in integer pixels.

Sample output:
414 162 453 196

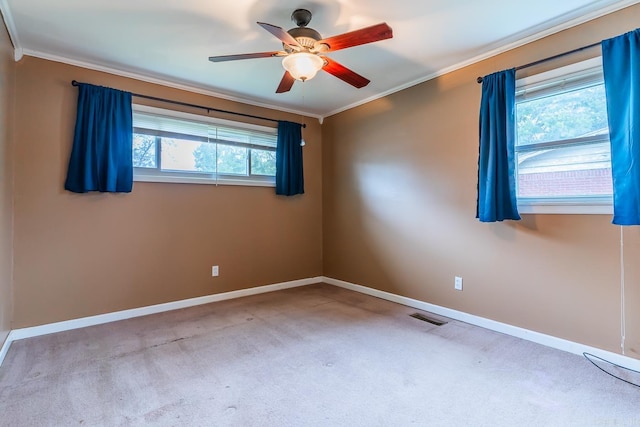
276 121 304 196
477 69 520 222
64 83 133 193
602 29 640 225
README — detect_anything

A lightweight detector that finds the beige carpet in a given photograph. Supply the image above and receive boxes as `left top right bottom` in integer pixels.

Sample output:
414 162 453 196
0 283 637 426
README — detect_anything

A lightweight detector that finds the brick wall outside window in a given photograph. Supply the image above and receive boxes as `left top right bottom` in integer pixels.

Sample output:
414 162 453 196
518 168 612 197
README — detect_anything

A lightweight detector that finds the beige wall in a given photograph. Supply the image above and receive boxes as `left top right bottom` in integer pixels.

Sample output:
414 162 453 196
0 20 14 345
12 57 322 328
323 5 640 359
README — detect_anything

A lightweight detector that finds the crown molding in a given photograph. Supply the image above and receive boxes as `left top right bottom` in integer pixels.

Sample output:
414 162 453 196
21 48 324 122
0 0 21 56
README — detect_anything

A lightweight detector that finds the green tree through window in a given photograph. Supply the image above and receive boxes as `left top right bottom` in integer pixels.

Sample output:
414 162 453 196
193 142 217 172
251 149 276 175
516 84 608 145
132 134 156 168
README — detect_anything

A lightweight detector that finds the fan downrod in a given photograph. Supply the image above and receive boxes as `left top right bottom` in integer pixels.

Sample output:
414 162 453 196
291 9 312 27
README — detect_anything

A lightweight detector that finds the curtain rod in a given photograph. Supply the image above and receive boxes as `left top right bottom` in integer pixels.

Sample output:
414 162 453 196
476 41 601 84
70 80 306 128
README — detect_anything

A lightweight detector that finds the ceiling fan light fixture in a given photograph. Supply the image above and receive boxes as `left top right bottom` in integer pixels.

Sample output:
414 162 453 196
282 52 324 82
208 9 393 93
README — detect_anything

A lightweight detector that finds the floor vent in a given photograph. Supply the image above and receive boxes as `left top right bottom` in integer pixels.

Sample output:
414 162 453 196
410 312 448 326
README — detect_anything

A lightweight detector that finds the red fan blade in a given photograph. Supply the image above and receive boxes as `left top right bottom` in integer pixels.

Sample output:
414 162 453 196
276 71 296 93
316 23 392 52
209 52 282 62
322 57 370 88
257 22 302 50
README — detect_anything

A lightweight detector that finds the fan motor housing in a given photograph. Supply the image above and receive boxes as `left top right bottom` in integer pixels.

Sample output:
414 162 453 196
286 27 321 50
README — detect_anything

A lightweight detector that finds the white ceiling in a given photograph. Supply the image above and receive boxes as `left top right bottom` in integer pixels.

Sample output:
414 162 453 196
1 0 638 119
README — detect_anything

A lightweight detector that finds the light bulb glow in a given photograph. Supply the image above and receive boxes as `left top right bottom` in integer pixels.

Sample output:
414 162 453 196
282 53 324 82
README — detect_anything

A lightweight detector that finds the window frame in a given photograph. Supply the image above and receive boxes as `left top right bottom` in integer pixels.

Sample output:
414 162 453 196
132 104 278 187
514 57 613 215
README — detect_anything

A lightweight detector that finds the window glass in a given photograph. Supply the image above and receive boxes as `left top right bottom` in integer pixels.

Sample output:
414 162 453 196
251 149 277 176
160 138 217 173
193 142 218 173
517 142 611 198
132 134 157 168
131 105 277 186
217 144 248 175
517 84 609 146
514 58 612 213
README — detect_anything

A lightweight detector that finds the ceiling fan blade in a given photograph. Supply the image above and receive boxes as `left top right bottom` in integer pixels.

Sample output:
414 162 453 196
257 22 302 50
322 57 370 88
276 71 296 93
316 23 393 52
209 52 283 62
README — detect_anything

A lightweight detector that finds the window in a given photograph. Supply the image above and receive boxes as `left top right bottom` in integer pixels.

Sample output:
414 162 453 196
515 58 612 214
132 105 277 186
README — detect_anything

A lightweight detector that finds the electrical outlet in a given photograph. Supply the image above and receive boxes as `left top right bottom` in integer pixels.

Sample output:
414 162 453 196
454 276 463 291
212 265 219 277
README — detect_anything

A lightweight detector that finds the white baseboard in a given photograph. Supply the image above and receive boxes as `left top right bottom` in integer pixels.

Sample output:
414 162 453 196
5 276 322 348
322 276 640 372
3 275 639 373
0 330 14 368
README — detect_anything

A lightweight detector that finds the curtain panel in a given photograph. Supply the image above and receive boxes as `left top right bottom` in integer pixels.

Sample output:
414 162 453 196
65 83 133 193
275 121 304 196
602 29 640 225
476 69 520 222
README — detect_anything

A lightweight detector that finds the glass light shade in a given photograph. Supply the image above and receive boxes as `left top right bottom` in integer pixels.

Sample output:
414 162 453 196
282 53 324 82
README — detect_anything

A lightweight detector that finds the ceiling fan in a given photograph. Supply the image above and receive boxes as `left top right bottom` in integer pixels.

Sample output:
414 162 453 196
208 9 393 93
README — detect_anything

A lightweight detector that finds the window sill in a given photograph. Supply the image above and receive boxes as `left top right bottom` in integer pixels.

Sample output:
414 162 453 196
518 197 612 215
134 171 275 187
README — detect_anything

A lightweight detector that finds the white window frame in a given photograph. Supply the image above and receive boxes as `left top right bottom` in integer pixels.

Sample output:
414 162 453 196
515 57 612 215
132 104 277 187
